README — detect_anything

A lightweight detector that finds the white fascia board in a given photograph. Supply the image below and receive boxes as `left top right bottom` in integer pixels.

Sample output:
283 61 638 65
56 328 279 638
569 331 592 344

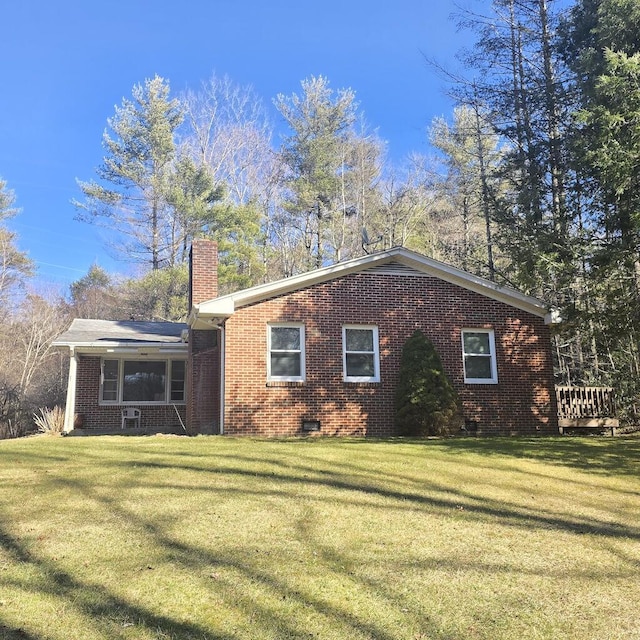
192 247 550 322
53 341 188 355
188 296 236 329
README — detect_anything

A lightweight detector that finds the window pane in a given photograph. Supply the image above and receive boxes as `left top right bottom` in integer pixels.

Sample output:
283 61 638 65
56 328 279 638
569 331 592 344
170 386 185 402
271 327 300 350
271 353 301 377
465 355 492 379
123 361 166 402
346 328 374 352
102 386 117 402
346 353 375 377
102 360 118 401
463 332 490 355
170 360 186 402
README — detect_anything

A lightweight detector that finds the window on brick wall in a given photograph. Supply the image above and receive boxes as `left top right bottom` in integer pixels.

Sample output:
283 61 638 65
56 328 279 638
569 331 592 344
100 358 187 404
102 359 119 401
170 360 186 401
342 325 380 383
461 329 498 384
268 324 305 382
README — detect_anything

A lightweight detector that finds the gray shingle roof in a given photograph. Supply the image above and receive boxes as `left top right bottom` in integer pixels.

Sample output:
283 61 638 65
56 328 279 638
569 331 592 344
53 319 188 347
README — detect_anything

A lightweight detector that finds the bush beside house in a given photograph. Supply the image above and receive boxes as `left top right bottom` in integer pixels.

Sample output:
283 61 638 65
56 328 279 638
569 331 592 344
395 330 463 436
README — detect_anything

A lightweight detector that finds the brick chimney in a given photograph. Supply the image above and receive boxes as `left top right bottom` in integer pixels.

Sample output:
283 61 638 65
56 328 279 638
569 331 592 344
189 239 218 308
188 239 220 435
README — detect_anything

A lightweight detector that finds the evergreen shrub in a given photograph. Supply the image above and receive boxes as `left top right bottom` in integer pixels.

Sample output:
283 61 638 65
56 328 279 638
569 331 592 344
395 330 463 436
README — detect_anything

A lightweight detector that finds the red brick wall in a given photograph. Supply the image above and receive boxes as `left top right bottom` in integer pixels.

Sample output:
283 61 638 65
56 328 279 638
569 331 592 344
221 272 558 437
74 356 187 432
187 330 220 434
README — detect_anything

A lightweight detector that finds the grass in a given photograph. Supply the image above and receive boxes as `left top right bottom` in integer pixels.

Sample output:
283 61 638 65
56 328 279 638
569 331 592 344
0 435 639 640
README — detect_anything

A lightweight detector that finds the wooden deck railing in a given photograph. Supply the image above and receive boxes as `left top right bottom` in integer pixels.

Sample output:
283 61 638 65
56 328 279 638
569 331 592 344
555 386 618 434
555 386 616 419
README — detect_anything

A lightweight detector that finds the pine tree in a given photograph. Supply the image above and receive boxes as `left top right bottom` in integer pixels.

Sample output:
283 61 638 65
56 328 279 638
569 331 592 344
74 76 184 269
429 106 503 279
558 0 640 410
452 0 573 299
274 76 381 271
395 330 462 436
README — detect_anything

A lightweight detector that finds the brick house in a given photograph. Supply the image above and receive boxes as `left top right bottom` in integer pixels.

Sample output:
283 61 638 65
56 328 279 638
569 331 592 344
54 240 559 436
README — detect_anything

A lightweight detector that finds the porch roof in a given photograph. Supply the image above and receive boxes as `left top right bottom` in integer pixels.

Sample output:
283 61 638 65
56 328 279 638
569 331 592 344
53 319 188 353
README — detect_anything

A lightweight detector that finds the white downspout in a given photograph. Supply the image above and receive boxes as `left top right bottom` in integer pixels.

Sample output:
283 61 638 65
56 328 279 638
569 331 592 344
64 348 78 433
219 325 225 435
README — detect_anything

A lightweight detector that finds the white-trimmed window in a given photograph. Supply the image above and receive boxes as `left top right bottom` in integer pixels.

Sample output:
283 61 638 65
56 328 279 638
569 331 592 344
268 324 305 382
169 360 186 402
100 358 187 404
461 329 498 384
342 325 380 383
102 359 119 402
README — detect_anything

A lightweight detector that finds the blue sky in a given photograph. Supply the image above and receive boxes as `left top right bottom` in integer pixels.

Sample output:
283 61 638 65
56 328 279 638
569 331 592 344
1 0 470 291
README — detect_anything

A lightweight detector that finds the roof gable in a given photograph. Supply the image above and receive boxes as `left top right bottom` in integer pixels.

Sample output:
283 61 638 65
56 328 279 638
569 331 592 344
189 247 553 328
363 259 436 277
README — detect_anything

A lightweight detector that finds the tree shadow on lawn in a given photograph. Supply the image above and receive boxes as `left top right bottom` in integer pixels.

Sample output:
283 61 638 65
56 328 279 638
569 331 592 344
8 478 431 640
0 526 234 640
68 439 640 539
342 435 640 478
0 623 43 640
60 465 640 640
110 448 640 540
62 466 640 635
3 442 639 640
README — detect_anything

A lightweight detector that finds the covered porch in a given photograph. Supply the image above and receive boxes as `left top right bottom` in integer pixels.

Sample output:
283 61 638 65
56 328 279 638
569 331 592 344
53 319 189 435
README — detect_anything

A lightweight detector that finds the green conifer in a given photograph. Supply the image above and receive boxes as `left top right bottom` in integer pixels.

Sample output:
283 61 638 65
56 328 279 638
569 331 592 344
395 330 462 436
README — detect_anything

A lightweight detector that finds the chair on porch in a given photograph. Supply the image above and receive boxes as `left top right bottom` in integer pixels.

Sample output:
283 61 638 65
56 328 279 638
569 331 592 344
121 407 141 430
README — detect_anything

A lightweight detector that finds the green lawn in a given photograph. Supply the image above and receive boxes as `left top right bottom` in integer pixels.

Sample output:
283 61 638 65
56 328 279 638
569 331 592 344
0 435 639 640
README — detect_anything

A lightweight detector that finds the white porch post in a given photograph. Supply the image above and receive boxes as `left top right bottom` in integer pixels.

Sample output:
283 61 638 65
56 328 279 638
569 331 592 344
63 348 78 433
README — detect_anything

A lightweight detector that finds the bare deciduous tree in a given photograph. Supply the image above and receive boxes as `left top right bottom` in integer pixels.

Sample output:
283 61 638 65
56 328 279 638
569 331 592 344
0 178 33 312
181 74 278 206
